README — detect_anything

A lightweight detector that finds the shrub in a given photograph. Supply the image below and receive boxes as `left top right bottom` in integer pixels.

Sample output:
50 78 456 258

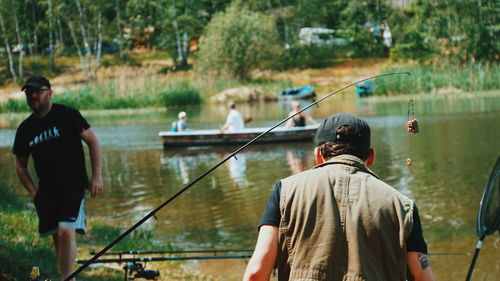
277 46 337 69
195 3 282 80
160 81 202 107
0 98 29 112
374 62 500 95
52 88 97 109
391 27 434 61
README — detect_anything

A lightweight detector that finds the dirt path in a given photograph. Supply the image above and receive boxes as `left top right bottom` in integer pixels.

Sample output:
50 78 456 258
255 58 390 95
0 58 390 102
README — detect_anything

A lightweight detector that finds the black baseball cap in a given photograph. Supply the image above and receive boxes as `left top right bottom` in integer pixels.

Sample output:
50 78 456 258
21 75 51 91
316 113 371 147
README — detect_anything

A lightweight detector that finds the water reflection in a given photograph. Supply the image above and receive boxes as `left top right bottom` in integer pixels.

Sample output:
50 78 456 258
160 144 314 191
286 147 309 174
223 153 248 187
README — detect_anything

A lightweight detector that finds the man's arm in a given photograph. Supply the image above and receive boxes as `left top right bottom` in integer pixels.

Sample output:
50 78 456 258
304 113 319 125
243 225 278 281
220 121 230 132
81 128 103 198
15 155 37 199
407 251 436 281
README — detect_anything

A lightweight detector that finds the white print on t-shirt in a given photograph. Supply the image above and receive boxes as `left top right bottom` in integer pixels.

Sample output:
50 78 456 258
29 126 61 147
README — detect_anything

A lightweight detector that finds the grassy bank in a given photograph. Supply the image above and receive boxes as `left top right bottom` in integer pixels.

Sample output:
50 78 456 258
375 62 499 96
0 76 288 113
0 183 218 281
1 57 497 113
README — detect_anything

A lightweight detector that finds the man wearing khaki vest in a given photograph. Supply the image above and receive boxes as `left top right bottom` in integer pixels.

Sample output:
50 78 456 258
243 113 436 281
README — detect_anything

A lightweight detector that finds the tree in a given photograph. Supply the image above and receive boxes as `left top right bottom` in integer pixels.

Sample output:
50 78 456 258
195 2 282 80
0 0 19 81
391 0 499 62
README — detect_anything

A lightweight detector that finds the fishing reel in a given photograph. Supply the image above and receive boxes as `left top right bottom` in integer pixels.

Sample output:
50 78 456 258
123 262 160 280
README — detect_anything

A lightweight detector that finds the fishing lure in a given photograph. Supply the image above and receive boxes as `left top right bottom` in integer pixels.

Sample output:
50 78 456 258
406 98 418 166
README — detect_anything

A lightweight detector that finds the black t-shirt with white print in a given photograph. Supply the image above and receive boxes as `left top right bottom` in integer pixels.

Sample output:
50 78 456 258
13 103 90 192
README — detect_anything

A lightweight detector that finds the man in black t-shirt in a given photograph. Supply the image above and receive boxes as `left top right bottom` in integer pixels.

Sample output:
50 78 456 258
13 75 103 281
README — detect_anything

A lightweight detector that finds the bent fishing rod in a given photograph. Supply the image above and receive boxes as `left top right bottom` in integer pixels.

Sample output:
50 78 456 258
65 72 410 281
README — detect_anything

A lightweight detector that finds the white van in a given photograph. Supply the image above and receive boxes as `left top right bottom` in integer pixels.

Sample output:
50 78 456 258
298 27 348 47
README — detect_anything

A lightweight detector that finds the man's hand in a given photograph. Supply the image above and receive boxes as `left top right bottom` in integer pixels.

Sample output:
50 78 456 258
81 128 103 198
89 176 103 198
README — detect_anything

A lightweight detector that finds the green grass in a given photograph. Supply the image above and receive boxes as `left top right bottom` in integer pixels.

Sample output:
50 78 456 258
159 81 202 107
0 75 290 113
0 183 174 281
374 62 500 96
0 184 58 280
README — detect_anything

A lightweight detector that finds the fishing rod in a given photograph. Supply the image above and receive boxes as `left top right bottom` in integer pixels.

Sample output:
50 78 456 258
78 254 252 281
94 249 468 256
65 72 410 281
77 254 252 264
91 249 253 256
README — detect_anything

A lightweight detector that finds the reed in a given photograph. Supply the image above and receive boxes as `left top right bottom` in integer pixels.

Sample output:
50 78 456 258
0 98 30 112
159 81 202 107
375 62 500 95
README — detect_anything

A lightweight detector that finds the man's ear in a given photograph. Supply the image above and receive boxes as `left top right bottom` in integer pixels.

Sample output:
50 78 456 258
365 148 376 167
314 147 325 164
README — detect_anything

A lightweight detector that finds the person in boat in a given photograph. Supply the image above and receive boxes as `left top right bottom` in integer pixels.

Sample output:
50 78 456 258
243 113 436 281
284 101 319 128
13 75 103 281
171 111 190 132
220 101 244 132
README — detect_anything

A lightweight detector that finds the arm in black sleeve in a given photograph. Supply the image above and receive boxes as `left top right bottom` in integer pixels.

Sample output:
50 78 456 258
406 203 429 254
65 105 90 135
258 181 282 229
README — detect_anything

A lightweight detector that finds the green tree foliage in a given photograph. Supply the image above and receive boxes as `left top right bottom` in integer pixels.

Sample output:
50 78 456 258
392 0 499 62
390 25 433 61
0 0 497 86
339 0 392 58
195 3 282 80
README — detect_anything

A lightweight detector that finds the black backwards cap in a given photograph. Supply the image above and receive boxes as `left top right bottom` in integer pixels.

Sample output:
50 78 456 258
21 75 51 91
316 113 371 147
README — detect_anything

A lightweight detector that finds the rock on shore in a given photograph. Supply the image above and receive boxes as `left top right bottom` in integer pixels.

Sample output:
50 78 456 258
209 87 277 103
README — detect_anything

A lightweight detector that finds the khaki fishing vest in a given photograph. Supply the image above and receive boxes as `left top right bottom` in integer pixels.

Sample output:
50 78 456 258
278 155 414 281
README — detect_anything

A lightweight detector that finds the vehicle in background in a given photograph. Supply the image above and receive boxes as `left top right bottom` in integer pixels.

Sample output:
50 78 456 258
298 27 348 47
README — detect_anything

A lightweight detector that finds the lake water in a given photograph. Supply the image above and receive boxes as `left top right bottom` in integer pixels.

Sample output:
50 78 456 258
0 91 499 281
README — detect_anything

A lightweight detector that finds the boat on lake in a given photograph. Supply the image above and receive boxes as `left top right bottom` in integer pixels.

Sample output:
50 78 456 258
159 125 318 148
277 86 316 100
355 81 374 97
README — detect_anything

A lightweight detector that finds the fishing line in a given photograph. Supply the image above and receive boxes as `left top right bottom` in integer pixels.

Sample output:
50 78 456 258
406 97 418 166
65 71 410 281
